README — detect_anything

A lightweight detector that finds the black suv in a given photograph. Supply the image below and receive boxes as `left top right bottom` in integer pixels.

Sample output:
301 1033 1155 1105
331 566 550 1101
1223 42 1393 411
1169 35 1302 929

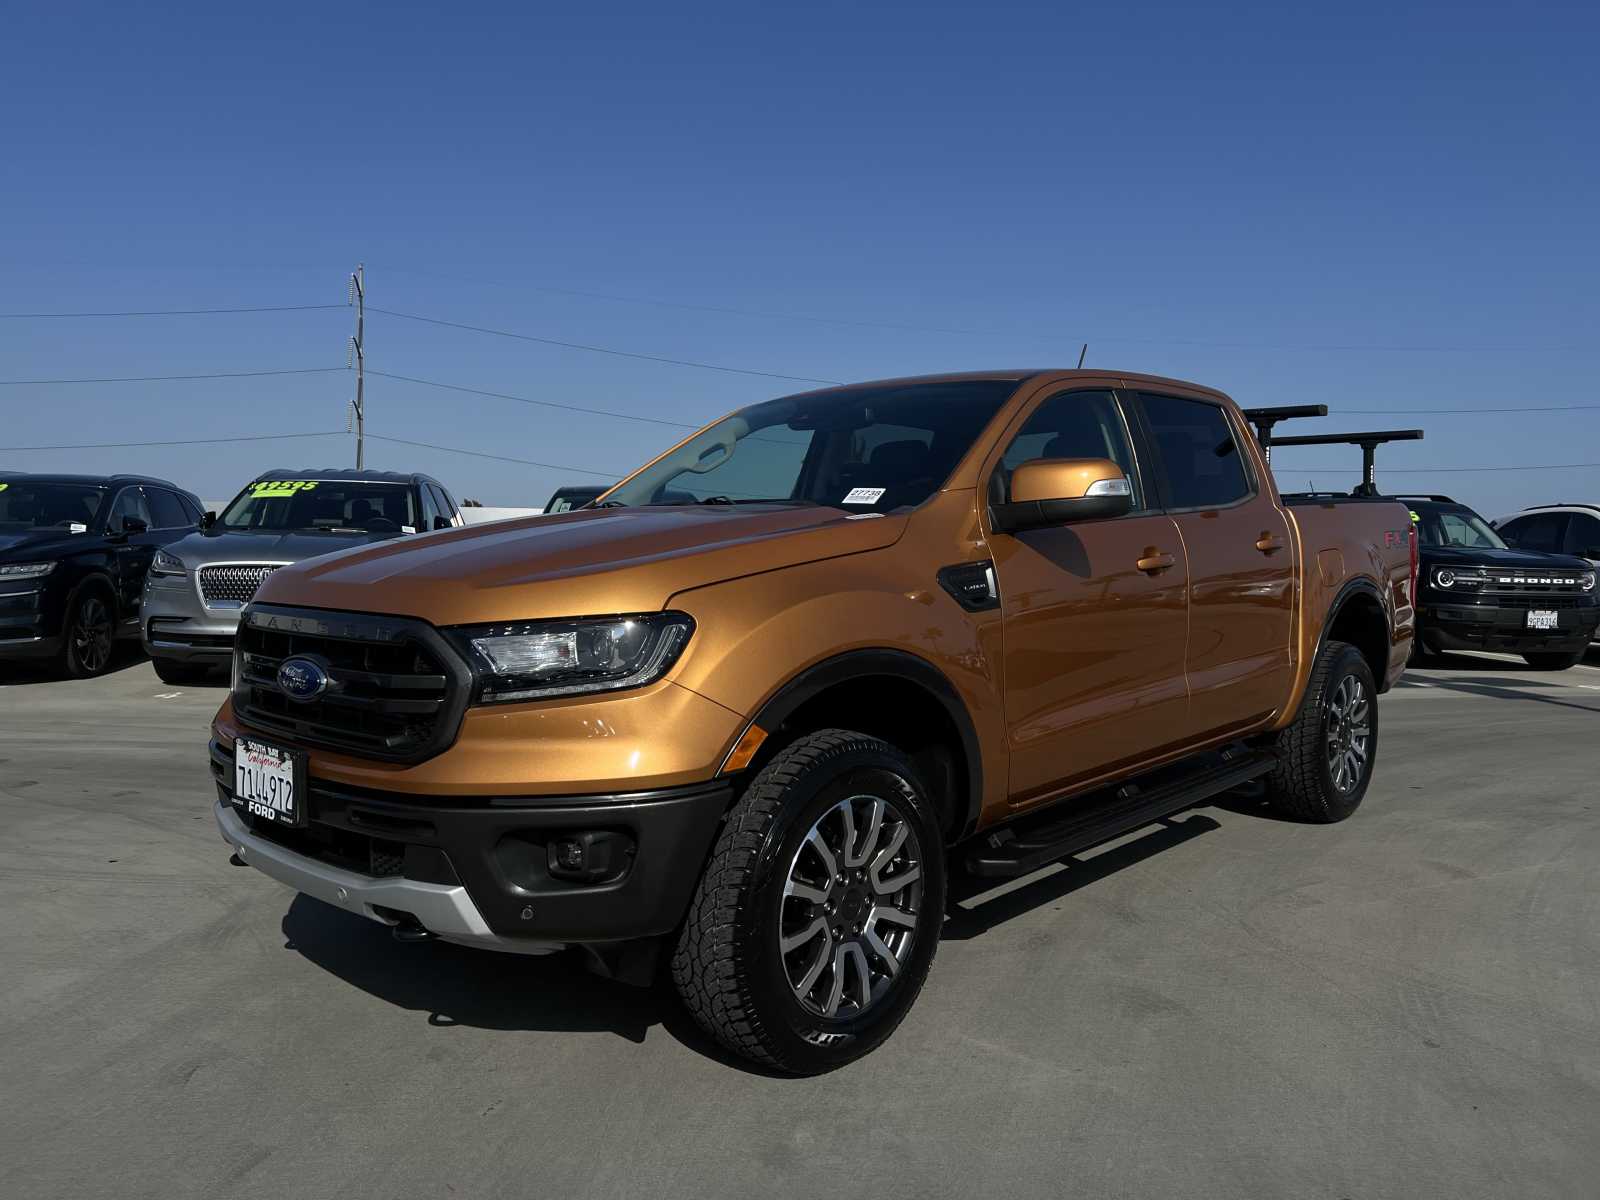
1406 495 1599 669
0 473 205 677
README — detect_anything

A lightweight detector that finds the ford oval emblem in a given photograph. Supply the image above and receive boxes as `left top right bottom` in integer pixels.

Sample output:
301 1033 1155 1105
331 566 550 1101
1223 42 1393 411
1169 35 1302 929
276 656 329 703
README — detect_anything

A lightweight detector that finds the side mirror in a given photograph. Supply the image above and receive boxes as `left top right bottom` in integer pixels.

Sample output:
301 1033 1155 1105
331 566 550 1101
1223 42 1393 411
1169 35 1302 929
201 511 217 530
991 458 1133 534
433 515 452 530
120 515 149 535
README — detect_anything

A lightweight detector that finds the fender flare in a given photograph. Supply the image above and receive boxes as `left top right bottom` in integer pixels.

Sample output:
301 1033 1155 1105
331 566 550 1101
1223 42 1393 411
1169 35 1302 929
742 648 985 841
1316 576 1390 681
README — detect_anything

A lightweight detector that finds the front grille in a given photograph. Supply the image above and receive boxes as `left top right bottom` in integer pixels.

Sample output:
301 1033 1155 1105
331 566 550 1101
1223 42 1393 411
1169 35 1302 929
234 605 471 763
199 564 283 606
1480 573 1589 596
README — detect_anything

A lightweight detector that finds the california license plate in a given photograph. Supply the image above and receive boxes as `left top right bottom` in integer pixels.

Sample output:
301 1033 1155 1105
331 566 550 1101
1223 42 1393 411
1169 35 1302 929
1526 610 1559 631
234 737 304 825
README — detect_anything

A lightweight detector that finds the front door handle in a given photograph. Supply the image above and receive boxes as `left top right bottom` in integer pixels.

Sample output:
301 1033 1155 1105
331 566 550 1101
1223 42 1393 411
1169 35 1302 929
1256 533 1284 554
1136 551 1176 574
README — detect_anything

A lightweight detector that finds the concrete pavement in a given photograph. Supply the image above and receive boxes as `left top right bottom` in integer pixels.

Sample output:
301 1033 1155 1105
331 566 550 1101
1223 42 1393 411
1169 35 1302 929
3 650 1597 1199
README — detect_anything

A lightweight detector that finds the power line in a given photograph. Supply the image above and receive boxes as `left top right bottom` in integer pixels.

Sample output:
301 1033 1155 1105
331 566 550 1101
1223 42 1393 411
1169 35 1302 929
0 366 345 386
0 303 344 319
363 434 620 478
367 306 844 385
1334 404 1600 414
366 369 699 429
370 264 1586 353
4 431 345 452
1290 462 1600 474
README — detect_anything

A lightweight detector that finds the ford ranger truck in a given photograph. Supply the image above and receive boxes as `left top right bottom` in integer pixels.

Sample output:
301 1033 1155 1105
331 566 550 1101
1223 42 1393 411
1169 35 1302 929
209 371 1416 1074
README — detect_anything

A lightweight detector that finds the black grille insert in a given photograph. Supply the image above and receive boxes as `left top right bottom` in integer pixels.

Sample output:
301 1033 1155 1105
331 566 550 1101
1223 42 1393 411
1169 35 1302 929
233 605 472 763
200 564 283 605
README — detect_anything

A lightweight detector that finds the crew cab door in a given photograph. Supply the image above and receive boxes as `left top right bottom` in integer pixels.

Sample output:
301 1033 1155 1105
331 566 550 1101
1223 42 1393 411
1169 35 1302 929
985 385 1191 807
1134 392 1295 737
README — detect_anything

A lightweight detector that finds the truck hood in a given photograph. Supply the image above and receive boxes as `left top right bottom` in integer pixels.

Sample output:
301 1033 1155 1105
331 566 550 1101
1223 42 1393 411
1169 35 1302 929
1423 545 1592 573
0 528 97 560
170 528 400 566
254 505 907 625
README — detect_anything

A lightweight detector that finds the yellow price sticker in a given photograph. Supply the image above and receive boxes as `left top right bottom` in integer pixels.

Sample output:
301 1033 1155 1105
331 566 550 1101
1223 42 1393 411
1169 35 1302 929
1409 510 1420 523
250 480 319 498
0 482 8 492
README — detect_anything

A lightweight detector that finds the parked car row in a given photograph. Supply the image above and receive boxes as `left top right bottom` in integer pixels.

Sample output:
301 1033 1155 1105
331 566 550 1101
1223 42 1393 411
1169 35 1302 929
0 469 467 680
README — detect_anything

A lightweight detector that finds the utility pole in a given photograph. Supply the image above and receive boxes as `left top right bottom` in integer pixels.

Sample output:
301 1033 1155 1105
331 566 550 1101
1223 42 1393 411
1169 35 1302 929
348 264 365 468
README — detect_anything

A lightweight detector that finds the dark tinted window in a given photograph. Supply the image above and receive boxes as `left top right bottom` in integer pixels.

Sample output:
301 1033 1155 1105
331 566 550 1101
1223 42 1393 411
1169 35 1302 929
994 389 1143 508
606 379 1018 512
147 488 191 529
1499 512 1565 552
418 485 441 529
109 486 153 529
177 493 205 524
1140 394 1250 509
1413 503 1506 549
218 480 418 533
1564 513 1600 558
0 482 104 529
428 483 456 524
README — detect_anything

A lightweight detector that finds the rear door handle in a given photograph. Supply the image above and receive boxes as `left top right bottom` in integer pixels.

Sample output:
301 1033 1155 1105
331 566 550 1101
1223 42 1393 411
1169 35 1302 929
1136 552 1176 574
1256 533 1284 554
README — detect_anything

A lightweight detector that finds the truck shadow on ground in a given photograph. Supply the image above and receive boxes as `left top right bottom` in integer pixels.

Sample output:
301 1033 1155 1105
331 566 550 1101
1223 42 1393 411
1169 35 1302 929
278 895 775 1072
279 799 1246 1067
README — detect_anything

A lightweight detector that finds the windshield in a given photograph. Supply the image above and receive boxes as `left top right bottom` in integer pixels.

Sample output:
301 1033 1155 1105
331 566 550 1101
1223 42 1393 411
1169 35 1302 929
1413 503 1507 550
218 480 418 533
0 482 104 531
605 380 1019 511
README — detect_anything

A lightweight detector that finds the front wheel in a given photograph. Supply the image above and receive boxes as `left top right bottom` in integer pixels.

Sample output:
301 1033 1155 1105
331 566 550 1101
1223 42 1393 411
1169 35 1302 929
1523 650 1584 671
671 729 946 1074
61 589 117 678
1262 640 1377 823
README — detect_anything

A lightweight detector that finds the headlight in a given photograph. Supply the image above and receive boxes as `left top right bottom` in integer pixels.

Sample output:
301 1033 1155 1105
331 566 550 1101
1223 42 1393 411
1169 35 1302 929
150 549 187 577
451 612 694 703
0 561 56 580
1582 571 1596 592
1432 567 1485 589
1433 568 1455 588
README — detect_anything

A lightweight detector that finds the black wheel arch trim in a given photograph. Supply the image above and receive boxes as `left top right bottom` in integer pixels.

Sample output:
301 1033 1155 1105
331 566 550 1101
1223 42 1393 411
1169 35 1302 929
731 647 985 842
1316 576 1392 688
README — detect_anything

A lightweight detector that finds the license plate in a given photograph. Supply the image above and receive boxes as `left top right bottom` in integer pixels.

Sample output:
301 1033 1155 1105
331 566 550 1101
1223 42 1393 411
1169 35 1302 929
234 737 304 826
1526 610 1559 631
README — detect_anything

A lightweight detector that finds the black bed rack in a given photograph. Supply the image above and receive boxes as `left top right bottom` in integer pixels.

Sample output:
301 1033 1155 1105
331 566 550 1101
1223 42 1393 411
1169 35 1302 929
1240 405 1423 497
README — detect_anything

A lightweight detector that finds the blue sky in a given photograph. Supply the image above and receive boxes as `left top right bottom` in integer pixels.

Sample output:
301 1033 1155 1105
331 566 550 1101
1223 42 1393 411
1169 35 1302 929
3 1 1595 516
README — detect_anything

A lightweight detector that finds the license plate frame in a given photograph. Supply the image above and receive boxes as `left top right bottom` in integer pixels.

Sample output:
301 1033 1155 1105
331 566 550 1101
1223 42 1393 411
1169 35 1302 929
233 736 306 827
1526 609 1559 631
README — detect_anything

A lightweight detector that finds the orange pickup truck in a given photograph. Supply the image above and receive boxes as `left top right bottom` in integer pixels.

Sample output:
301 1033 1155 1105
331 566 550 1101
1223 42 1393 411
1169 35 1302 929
209 370 1416 1073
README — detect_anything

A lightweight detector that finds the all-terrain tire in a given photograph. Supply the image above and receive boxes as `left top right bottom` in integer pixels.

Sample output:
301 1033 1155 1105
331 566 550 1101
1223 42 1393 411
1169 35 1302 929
671 729 946 1074
1262 640 1377 823
1523 651 1584 671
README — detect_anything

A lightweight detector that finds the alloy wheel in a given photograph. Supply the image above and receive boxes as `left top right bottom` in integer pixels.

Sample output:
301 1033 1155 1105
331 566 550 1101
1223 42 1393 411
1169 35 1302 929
73 596 114 675
1324 674 1370 793
778 792 925 1027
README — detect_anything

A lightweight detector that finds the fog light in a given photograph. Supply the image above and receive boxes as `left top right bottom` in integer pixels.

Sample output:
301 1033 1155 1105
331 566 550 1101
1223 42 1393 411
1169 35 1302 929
547 830 634 884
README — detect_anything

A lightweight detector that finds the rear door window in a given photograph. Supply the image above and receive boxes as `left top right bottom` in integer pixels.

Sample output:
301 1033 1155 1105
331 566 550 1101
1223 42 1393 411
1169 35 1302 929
427 483 457 525
1138 394 1252 510
1501 512 1566 552
1563 513 1600 559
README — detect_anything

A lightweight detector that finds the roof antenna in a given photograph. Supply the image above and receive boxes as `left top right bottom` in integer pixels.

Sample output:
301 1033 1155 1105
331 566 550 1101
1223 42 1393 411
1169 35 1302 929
1076 343 1088 369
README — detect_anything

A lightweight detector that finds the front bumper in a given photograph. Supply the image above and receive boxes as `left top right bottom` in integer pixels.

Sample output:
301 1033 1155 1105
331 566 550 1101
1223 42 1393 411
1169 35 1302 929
142 575 241 661
1418 596 1599 654
209 739 732 950
0 578 62 657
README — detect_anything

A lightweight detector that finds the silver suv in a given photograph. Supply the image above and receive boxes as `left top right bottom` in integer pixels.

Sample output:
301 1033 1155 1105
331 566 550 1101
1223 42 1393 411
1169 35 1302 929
141 469 462 683
1493 504 1600 646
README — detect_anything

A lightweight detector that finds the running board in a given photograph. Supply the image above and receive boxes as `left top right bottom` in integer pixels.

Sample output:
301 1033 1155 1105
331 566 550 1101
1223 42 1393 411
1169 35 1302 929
965 747 1276 879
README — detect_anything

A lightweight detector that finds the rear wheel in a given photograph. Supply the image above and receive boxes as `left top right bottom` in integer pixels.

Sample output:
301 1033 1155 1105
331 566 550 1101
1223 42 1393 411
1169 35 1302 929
671 729 945 1074
61 589 116 678
1262 640 1377 823
1523 650 1584 671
